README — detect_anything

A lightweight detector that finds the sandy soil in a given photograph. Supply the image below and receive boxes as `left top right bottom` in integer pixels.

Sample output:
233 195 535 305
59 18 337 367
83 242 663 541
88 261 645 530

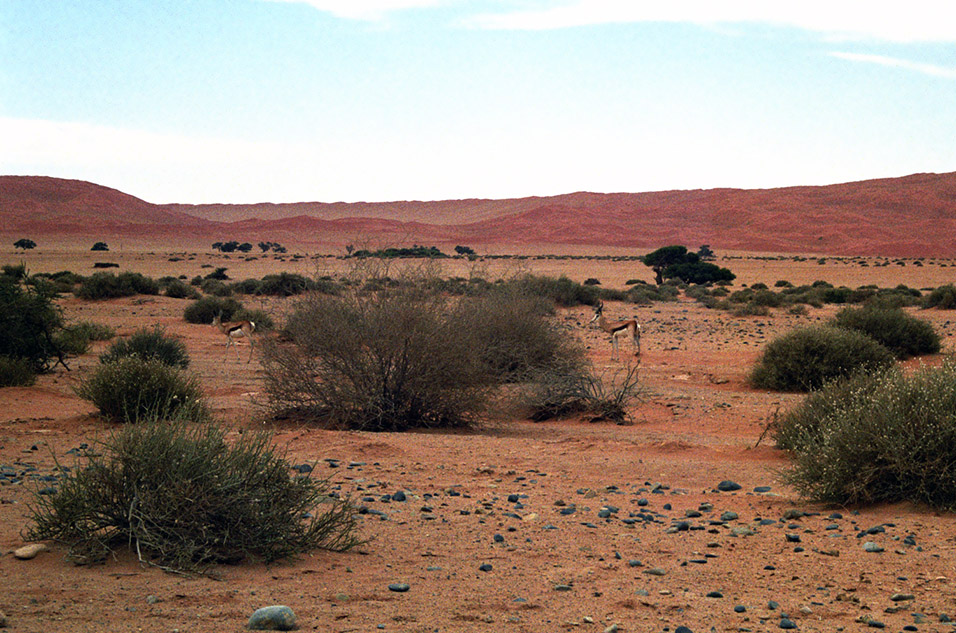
2 248 956 633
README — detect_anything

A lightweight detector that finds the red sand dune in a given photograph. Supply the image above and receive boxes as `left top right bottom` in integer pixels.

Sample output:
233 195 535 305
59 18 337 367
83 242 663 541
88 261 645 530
2 172 956 256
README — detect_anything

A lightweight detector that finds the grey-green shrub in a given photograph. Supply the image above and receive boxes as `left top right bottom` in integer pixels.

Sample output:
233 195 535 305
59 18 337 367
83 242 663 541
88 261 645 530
75 356 207 423
75 272 159 300
27 422 360 574
832 305 940 359
750 326 895 392
775 363 956 509
924 284 956 309
100 327 190 368
0 355 36 387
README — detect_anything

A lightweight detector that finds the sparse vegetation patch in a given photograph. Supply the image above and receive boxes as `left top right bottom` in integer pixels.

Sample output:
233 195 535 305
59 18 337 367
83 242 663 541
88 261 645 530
27 422 360 575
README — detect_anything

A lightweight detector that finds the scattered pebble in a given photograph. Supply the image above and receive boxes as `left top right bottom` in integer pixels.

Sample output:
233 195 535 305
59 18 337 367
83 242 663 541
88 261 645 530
247 605 296 631
388 583 410 592
14 543 47 560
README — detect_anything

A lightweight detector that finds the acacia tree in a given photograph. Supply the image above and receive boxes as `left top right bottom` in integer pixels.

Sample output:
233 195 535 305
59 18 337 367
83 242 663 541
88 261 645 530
643 245 735 285
14 238 36 250
643 245 690 284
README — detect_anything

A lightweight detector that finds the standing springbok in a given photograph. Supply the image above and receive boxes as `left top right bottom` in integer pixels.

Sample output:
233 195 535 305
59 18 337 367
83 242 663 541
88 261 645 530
589 301 641 358
212 313 256 363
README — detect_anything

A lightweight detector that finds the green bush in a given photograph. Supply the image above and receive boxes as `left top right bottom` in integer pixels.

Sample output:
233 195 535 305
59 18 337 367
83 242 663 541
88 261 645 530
164 279 201 299
52 320 117 357
100 327 190 368
228 278 263 295
511 274 600 307
75 272 159 300
258 272 316 296
27 422 360 574
0 275 67 372
775 364 956 509
625 282 679 305
750 326 895 392
75 357 208 423
200 279 232 296
183 296 243 324
832 306 940 359
0 355 36 387
924 284 956 309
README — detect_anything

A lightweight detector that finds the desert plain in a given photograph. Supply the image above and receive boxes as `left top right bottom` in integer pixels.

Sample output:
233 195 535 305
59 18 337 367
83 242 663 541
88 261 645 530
1 242 956 633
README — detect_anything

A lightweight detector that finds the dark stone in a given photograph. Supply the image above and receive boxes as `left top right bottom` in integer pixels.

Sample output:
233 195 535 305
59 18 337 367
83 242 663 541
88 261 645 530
716 480 742 492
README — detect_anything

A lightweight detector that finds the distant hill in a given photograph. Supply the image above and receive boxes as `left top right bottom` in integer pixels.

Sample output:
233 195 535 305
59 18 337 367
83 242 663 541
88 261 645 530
2 173 956 256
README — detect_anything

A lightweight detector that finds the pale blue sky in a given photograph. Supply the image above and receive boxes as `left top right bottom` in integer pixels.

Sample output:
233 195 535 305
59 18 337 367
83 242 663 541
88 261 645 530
1 1 954 203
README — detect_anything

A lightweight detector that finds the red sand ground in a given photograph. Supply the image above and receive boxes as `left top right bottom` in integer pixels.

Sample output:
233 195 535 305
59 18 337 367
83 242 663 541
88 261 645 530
3 248 956 632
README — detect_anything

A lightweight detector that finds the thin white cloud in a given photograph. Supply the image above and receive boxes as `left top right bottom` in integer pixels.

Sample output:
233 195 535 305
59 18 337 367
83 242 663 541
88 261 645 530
830 52 956 79
462 0 956 42
264 0 447 21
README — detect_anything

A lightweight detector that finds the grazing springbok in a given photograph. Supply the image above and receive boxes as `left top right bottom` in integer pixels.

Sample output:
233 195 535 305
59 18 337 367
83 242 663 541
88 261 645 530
212 313 256 363
589 301 641 358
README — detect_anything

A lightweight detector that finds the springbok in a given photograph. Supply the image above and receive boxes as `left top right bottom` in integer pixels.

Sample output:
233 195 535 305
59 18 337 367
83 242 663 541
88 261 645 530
212 313 256 363
589 301 641 358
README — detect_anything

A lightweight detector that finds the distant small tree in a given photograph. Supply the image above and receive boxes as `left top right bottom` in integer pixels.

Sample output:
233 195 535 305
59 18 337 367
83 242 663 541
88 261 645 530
212 242 223 252
345 244 355 256
237 242 253 253
258 241 273 253
219 241 238 253
91 242 109 252
14 238 36 251
455 245 476 256
697 244 715 259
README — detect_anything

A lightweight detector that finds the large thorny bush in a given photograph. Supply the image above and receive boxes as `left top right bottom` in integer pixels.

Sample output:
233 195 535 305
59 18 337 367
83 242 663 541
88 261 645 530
261 287 585 431
774 363 956 509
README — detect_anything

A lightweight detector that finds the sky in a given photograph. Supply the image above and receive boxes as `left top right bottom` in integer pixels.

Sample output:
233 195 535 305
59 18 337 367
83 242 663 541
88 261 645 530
1 1 955 204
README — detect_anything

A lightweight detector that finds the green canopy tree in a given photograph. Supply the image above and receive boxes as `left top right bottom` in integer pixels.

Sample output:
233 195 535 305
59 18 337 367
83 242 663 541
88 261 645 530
643 245 735 285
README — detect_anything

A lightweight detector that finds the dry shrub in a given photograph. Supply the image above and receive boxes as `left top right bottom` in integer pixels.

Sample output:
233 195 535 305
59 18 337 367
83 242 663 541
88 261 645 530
522 362 643 424
261 287 585 431
262 289 492 431
27 422 360 575
456 290 585 382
